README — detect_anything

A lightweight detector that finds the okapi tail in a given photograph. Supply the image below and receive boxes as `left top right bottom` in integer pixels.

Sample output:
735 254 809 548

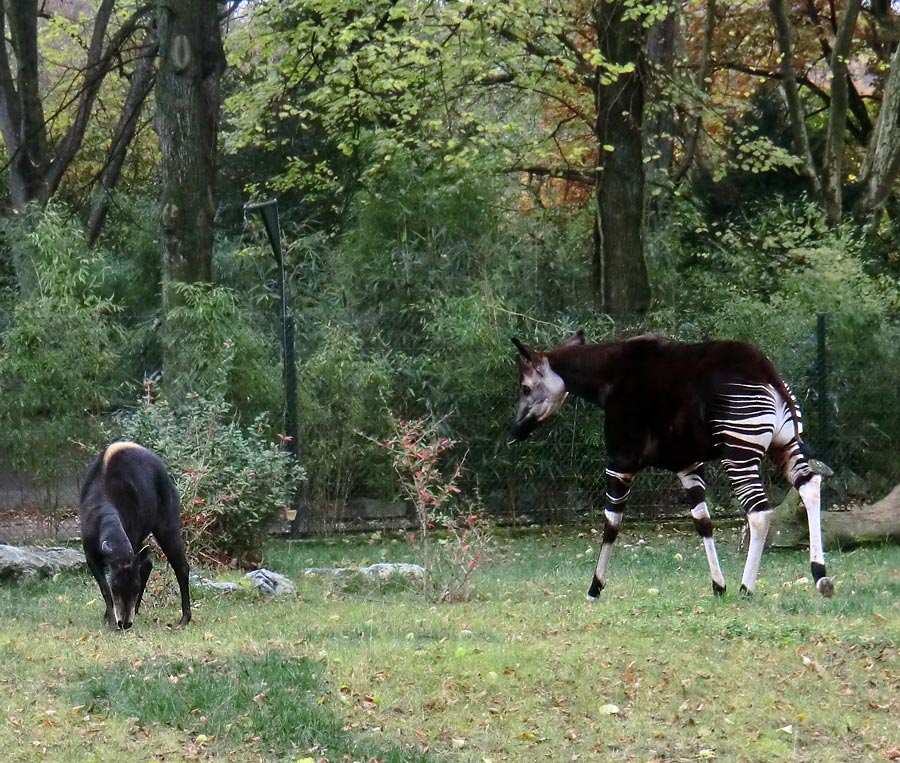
770 372 807 450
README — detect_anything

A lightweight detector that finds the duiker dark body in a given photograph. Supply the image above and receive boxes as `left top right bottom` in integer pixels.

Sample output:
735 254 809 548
80 442 191 629
510 333 832 599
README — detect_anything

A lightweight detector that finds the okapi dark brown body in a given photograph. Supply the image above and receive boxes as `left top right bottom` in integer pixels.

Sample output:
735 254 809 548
509 333 833 598
80 442 191 629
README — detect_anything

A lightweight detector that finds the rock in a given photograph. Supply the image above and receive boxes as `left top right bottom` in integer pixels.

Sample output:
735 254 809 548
190 574 240 592
0 544 85 580
245 568 296 595
359 562 424 580
303 562 424 581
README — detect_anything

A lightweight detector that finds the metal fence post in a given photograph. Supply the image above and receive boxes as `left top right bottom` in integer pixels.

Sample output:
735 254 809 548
815 312 831 466
244 198 303 536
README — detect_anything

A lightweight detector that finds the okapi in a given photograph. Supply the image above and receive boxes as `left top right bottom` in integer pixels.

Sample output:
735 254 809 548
80 442 191 629
509 332 833 599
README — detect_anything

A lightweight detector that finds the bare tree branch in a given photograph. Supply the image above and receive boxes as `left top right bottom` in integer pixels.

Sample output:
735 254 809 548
88 25 159 245
822 0 862 223
673 0 716 186
768 0 822 198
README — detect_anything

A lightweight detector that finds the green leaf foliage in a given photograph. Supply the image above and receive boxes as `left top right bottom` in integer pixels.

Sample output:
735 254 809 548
113 392 305 566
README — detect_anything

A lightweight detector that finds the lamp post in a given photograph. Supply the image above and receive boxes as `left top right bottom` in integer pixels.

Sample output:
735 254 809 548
244 198 302 535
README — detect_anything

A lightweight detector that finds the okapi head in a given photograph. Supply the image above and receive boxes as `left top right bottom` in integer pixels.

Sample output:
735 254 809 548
509 332 585 441
101 539 141 630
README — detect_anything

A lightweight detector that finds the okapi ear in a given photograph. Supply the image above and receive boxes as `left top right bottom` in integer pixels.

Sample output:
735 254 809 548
560 330 586 348
511 337 533 363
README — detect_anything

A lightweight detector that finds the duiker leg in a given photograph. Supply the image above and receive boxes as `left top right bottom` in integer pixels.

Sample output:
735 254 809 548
677 463 726 595
134 549 153 615
85 554 116 627
154 528 192 627
587 468 634 600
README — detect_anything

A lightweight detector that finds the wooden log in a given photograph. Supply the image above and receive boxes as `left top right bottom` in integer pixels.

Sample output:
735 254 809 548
768 483 900 550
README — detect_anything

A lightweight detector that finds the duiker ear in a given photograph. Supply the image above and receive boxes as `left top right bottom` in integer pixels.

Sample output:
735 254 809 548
511 337 533 363
560 330 586 348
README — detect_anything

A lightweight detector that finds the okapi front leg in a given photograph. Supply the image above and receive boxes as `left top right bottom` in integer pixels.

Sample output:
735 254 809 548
677 463 726 595
587 469 633 600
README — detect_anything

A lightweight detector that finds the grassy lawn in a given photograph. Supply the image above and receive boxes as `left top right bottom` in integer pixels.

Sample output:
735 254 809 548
1 523 899 763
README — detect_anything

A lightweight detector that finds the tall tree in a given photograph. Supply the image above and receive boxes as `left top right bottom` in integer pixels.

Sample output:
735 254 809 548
0 1 150 210
675 1 900 226
225 0 658 315
593 0 652 314
154 0 226 389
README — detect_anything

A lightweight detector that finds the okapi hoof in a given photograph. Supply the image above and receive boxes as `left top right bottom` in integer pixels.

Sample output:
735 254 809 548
739 584 752 596
586 577 604 601
712 581 726 597
816 577 834 597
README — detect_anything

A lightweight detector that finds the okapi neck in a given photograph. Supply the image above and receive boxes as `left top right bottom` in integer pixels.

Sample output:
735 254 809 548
547 344 620 406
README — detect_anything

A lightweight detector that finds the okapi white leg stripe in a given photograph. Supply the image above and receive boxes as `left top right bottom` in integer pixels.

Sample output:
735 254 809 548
799 475 825 566
690 503 710 521
691 503 726 590
594 543 614 584
740 510 773 592
593 510 623 587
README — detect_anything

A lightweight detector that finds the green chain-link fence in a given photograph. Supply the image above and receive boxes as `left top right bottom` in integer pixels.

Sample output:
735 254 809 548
296 311 900 532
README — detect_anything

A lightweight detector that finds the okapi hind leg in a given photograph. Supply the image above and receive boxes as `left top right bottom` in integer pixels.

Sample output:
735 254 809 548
677 463 726 595
722 457 772 594
773 439 834 597
798 474 833 597
587 469 633 600
741 508 773 594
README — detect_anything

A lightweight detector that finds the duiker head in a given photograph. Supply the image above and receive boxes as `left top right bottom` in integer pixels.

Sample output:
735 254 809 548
102 540 140 630
508 337 572 441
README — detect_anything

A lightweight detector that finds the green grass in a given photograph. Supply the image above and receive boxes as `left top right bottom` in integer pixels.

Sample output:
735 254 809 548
1 524 899 762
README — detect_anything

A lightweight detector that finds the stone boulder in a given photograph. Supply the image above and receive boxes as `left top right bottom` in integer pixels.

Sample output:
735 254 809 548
0 544 85 580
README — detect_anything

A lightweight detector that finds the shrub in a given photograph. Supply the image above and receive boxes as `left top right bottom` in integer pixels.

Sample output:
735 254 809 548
0 206 124 519
114 386 304 566
381 413 493 602
295 323 395 531
162 281 281 417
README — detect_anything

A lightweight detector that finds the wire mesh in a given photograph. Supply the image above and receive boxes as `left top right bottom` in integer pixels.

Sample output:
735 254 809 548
296 312 900 530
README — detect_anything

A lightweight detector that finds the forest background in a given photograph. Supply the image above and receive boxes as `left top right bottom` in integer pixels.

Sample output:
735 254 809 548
1 0 900 557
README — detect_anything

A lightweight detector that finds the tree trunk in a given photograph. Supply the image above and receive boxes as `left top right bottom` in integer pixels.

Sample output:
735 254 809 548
768 485 900 550
0 0 50 209
0 1 147 210
821 0 862 224
857 41 900 218
592 0 651 316
155 0 225 391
